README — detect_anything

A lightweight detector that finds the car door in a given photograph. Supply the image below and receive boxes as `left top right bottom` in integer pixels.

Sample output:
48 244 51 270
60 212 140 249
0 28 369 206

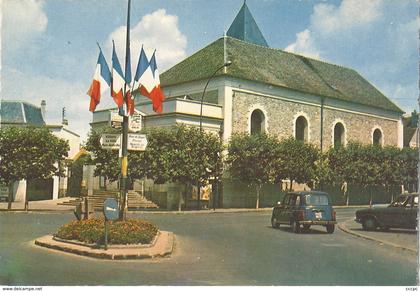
404 196 418 229
277 194 290 223
284 194 297 224
380 196 407 227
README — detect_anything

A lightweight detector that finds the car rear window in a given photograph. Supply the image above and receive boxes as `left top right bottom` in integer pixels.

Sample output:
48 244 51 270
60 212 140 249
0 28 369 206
305 194 329 206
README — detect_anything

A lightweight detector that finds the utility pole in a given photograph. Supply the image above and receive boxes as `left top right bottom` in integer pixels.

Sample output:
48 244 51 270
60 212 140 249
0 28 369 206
120 0 131 219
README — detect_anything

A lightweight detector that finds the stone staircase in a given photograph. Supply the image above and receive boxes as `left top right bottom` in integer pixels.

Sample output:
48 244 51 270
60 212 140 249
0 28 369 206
58 190 159 210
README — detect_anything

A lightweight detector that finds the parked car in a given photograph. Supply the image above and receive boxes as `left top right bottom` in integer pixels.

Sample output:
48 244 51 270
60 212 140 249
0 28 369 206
271 191 337 233
355 193 418 231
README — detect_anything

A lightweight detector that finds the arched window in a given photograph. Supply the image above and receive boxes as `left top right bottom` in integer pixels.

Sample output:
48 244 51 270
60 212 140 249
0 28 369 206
333 122 345 148
250 109 265 135
373 128 382 146
295 116 308 142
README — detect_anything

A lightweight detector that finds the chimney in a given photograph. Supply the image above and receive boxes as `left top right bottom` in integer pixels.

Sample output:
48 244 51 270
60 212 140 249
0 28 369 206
40 100 46 122
62 107 68 126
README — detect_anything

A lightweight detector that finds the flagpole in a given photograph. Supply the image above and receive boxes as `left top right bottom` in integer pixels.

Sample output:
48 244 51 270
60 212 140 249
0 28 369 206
120 0 131 220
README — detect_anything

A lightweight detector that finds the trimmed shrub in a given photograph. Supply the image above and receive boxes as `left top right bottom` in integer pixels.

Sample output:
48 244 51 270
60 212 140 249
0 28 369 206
56 218 158 245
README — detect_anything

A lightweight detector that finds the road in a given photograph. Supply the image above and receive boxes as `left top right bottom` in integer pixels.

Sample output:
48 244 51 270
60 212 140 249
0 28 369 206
0 209 417 286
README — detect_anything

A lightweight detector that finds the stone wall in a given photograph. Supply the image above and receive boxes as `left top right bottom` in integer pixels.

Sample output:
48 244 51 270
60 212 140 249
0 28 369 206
231 90 399 148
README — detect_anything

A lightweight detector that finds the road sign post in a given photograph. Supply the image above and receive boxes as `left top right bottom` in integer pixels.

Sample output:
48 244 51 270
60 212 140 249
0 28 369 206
103 198 119 249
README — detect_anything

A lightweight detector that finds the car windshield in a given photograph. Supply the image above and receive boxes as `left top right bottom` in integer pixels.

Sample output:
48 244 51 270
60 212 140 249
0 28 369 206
390 195 408 207
305 194 329 206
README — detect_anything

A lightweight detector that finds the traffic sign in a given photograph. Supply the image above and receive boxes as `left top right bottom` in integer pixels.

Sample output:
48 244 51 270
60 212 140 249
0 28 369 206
100 133 121 150
129 111 142 132
103 198 119 221
110 111 123 129
127 134 148 151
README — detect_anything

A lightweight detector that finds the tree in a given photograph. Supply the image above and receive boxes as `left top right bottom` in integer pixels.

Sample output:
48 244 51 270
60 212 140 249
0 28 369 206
85 129 120 183
226 133 279 208
133 125 223 209
0 126 69 209
275 137 320 190
86 125 223 210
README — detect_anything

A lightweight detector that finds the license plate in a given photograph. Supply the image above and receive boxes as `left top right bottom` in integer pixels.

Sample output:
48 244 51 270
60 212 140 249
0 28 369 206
315 212 322 219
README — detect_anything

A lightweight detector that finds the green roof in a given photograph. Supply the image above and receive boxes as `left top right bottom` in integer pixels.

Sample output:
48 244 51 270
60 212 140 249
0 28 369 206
226 1 268 47
161 37 403 113
0 100 45 126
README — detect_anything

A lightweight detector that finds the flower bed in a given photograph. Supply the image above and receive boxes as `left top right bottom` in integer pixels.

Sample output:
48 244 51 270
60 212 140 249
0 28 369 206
55 218 158 245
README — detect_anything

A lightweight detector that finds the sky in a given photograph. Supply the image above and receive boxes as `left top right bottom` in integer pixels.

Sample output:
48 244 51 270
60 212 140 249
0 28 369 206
1 0 418 141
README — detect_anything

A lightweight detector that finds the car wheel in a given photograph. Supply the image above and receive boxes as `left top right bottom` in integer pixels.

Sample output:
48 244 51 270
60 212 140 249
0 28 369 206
362 217 378 231
291 221 300 233
326 224 335 234
271 217 279 228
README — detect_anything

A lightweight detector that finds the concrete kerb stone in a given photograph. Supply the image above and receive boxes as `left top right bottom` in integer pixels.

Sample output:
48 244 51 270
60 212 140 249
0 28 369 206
34 231 174 260
338 219 417 254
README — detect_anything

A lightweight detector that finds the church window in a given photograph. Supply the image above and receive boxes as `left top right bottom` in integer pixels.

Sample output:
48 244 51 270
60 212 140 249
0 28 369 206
250 109 265 135
333 122 345 148
295 116 308 142
373 128 383 146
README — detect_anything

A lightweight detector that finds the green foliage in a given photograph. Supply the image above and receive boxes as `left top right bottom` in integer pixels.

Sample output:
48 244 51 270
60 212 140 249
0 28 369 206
85 129 121 182
276 137 320 186
227 133 280 187
86 125 223 187
55 218 158 245
227 134 320 189
137 125 223 187
325 142 418 189
0 126 69 184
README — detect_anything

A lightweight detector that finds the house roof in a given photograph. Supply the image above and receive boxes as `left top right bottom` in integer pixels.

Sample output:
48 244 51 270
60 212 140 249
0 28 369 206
226 1 268 47
160 37 403 113
0 100 45 126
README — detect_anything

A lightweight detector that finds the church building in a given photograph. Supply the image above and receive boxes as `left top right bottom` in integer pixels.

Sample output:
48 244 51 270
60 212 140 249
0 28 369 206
90 2 404 208
93 1 403 150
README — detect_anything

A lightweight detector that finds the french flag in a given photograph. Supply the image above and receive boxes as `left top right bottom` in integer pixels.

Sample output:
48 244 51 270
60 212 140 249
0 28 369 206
124 41 135 116
148 51 165 113
133 46 155 97
111 41 125 109
87 48 111 112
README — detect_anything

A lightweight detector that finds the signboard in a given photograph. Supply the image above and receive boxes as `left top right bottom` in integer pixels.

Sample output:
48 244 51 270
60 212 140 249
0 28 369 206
110 111 123 129
100 133 147 151
128 111 142 132
100 133 121 150
127 134 148 151
103 198 119 221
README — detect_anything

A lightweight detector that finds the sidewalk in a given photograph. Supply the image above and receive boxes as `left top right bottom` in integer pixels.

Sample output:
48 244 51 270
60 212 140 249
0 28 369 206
0 197 75 212
0 198 368 213
338 218 418 253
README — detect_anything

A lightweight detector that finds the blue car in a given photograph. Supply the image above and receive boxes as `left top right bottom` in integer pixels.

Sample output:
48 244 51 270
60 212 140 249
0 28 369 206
271 191 337 233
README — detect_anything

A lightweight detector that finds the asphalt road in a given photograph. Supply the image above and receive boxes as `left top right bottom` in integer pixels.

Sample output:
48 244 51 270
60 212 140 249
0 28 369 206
0 209 417 286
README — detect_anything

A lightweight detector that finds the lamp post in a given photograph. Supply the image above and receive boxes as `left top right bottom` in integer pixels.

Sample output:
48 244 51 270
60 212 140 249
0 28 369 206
199 61 232 132
197 61 231 210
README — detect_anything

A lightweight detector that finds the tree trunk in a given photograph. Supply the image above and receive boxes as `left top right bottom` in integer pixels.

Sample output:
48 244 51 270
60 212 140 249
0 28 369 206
289 180 293 191
7 181 13 210
255 185 261 209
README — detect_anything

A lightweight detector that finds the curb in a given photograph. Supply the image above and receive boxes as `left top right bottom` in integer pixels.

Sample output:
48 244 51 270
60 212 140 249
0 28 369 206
338 220 417 253
1 205 366 214
34 231 174 260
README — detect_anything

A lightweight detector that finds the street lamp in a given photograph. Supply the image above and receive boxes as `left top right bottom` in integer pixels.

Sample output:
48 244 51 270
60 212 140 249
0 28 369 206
199 61 232 132
196 61 231 210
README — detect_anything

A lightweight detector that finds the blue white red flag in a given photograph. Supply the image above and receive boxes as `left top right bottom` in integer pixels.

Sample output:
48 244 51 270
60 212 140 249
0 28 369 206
133 46 155 95
111 41 125 109
87 48 111 112
124 41 135 116
148 51 165 113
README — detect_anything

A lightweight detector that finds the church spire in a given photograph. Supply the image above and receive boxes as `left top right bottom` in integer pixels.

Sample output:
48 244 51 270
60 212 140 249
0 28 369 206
226 1 268 47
